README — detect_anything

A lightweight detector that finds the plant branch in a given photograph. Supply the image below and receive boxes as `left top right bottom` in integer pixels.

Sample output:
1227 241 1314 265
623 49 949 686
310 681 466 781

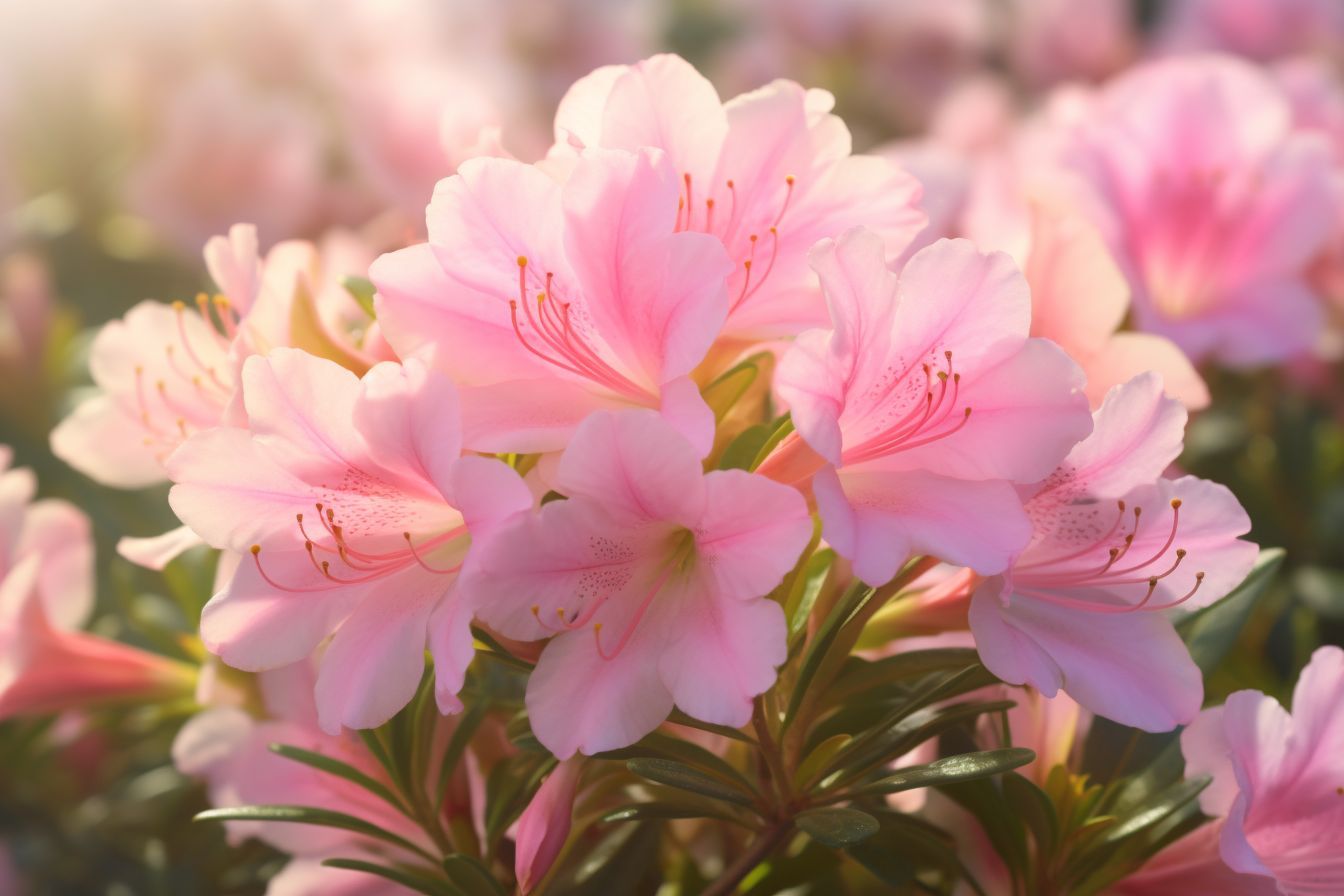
701 820 794 896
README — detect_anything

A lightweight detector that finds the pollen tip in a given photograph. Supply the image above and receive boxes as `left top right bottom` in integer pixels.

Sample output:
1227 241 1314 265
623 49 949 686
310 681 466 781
1134 506 1143 517
402 531 411 540
530 605 541 617
725 178 734 188
516 255 527 267
594 622 603 632
785 174 795 185
1196 571 1205 580
1148 576 1158 586
171 300 186 311
249 544 261 555
296 513 303 522
706 198 714 208
1118 500 1126 511
1176 548 1187 558
937 371 948 382
1170 498 1182 509
963 407 972 418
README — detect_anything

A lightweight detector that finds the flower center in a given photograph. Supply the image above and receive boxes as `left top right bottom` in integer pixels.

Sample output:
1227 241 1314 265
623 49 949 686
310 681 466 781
842 350 974 465
1009 498 1205 613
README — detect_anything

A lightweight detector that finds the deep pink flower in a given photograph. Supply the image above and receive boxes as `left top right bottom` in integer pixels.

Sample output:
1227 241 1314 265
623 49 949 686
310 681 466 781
770 227 1092 586
468 410 812 757
1049 56 1341 366
1181 645 1344 894
371 147 733 457
167 348 532 732
545 53 927 340
970 373 1258 731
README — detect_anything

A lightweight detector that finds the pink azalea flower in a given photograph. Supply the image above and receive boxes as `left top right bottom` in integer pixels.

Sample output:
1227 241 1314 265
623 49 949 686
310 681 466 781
1023 198 1209 410
128 68 324 253
166 348 533 732
515 758 584 894
0 448 190 719
545 53 927 340
1158 0 1344 62
370 147 733 457
1048 55 1341 366
969 373 1259 731
175 662 446 896
468 410 812 757
1180 645 1344 894
770 227 1092 586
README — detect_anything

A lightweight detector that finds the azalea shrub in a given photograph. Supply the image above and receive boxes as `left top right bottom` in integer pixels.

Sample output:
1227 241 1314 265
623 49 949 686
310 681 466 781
2 3 1344 895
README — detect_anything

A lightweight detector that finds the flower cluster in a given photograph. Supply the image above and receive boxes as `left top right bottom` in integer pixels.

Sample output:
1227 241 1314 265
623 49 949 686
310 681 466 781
5 11 1344 894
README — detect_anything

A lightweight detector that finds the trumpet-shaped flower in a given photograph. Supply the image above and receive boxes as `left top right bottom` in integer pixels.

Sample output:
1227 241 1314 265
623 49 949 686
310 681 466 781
1050 55 1340 366
0 449 188 719
771 227 1092 586
174 662 445 896
468 410 812 757
970 373 1258 731
371 147 732 457
546 53 927 339
167 348 532 733
1180 645 1344 895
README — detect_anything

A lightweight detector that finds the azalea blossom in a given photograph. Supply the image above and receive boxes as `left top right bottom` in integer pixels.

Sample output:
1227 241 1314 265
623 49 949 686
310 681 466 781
969 373 1259 731
515 758 584 894
770 227 1092 586
1047 55 1341 366
1022 198 1209 409
545 53 927 340
1180 645 1344 895
167 348 532 732
0 447 189 719
174 661 453 896
371 146 733 457
468 409 812 757
1158 0 1344 62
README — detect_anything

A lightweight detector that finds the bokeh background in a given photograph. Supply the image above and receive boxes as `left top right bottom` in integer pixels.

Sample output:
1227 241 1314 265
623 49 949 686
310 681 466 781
1 1 1341 892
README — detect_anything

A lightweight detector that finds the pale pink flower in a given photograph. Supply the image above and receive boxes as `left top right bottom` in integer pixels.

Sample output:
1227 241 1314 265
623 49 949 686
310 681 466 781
336 56 507 221
167 348 532 732
468 410 812 757
174 662 441 896
970 373 1258 731
371 147 733 457
515 758 584 894
1023 198 1209 410
0 448 189 719
770 228 1092 586
1159 0 1344 62
545 53 926 340
1006 0 1134 87
1180 645 1344 894
1048 56 1341 366
1111 822 1278 896
129 68 324 253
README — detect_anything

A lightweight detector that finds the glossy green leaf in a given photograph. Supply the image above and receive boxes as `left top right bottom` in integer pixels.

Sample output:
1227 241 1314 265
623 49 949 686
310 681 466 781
269 743 407 816
441 855 507 896
624 758 757 808
851 748 1035 796
796 807 880 847
196 805 435 862
596 731 753 792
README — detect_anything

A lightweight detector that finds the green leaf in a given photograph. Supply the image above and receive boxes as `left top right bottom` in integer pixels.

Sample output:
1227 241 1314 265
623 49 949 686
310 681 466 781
783 581 875 729
624 758 757 808
1178 547 1284 673
596 731 753 792
269 743 407 815
565 821 664 896
794 733 852 790
851 748 1036 796
1095 776 1209 847
196 805 436 862
1002 772 1058 858
441 855 507 896
322 858 459 896
796 807 880 847
666 708 754 743
702 354 765 421
436 698 488 813
829 648 983 703
601 803 744 825
718 421 774 470
786 547 834 640
845 812 983 894
342 275 377 317
748 412 794 471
